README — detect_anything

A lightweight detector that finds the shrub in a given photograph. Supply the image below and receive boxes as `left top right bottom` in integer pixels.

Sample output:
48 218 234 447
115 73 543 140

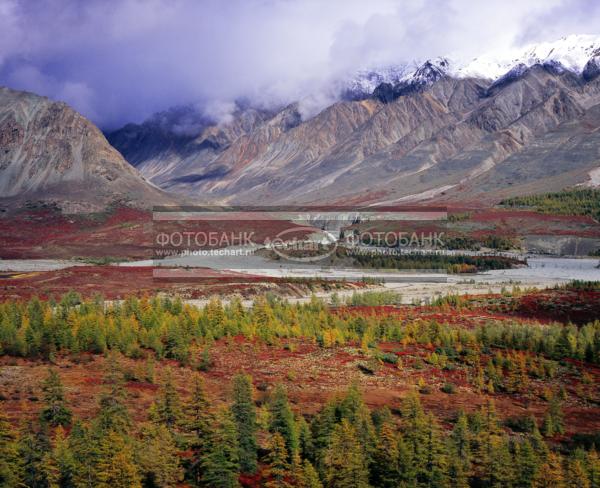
378 352 399 365
358 359 381 375
504 415 537 433
196 347 213 372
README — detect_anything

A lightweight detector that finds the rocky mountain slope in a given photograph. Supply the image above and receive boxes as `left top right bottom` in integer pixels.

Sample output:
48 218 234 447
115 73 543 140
0 87 173 212
106 104 278 189
102 35 600 205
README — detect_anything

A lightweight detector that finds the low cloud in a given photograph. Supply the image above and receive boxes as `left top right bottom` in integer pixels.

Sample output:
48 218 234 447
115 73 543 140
0 0 594 130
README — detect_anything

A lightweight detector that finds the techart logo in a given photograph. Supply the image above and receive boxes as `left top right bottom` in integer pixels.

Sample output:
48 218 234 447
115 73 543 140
266 226 338 263
151 205 450 279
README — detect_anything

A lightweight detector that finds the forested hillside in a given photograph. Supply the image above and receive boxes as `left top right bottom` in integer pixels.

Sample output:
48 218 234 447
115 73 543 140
1 362 598 488
0 290 599 487
501 189 600 221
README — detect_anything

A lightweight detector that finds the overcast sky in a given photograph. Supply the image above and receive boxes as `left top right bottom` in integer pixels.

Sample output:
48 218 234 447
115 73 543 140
0 0 598 129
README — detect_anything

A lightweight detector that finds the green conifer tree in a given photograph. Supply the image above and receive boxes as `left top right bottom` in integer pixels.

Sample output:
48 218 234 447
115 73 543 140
310 401 337 476
530 420 549 461
95 431 141 488
449 410 471 474
40 369 72 427
339 384 376 463
201 408 240 488
0 404 23 487
533 452 565 488
587 450 600 488
44 451 61 488
488 435 514 488
542 412 555 437
567 456 591 488
138 423 183 488
514 438 540 488
401 391 433 482
94 356 131 435
324 419 370 488
545 398 565 436
231 374 258 474
397 435 417 486
69 421 98 488
371 422 400 488
421 413 449 487
265 432 292 488
297 459 323 488
43 426 76 488
19 421 51 488
476 400 502 482
185 373 213 485
269 384 299 460
150 368 182 430
447 410 471 488
297 415 314 462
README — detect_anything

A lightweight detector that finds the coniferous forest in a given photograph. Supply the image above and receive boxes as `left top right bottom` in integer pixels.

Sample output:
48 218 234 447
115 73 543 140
500 188 600 221
0 289 599 487
2 359 600 488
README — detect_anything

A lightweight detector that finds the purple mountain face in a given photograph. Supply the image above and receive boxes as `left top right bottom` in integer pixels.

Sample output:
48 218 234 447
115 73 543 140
0 87 174 212
104 35 600 206
2 35 600 211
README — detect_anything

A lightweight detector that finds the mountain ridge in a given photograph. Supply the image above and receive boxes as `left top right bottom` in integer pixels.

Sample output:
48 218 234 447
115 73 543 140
106 35 600 206
2 35 599 210
0 86 175 212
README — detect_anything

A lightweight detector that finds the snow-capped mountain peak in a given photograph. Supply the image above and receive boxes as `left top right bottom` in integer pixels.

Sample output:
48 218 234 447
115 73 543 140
408 57 452 84
343 57 453 100
457 34 600 80
342 64 410 99
342 34 600 103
